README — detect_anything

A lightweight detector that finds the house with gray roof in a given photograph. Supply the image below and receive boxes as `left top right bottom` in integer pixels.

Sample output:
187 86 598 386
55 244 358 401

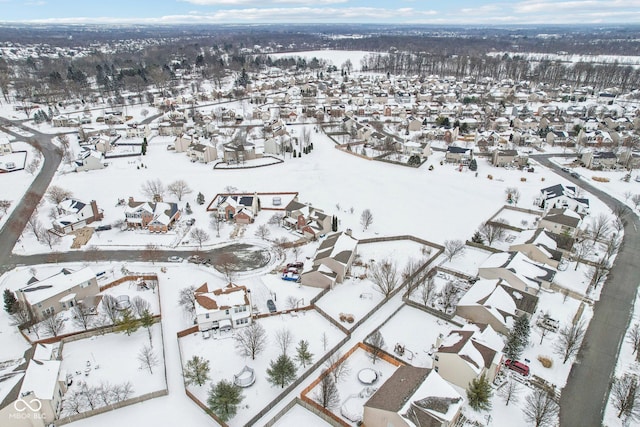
300 231 358 288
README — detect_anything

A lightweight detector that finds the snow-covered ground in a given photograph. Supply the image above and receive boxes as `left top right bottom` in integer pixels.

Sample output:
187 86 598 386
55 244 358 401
271 403 332 426
269 50 375 71
0 141 40 231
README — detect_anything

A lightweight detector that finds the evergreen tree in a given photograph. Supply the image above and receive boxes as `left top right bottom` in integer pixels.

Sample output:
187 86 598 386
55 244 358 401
3 289 18 314
197 192 205 205
115 308 139 336
467 373 492 411
331 216 338 232
139 309 155 346
141 141 147 155
504 315 531 360
183 355 210 387
266 354 297 388
469 158 478 171
295 340 314 368
471 231 485 244
185 202 193 215
207 380 243 421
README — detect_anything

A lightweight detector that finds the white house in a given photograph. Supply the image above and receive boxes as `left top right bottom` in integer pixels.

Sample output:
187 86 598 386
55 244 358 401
52 199 104 234
75 149 105 172
538 184 589 215
0 136 12 155
194 283 252 331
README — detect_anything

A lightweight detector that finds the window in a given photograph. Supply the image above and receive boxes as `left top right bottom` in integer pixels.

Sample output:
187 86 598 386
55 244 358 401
225 309 229 315
205 314 210 319
236 318 248 326
434 355 439 361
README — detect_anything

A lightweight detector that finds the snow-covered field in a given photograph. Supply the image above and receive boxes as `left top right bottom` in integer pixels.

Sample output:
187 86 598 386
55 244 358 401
0 141 39 231
269 50 375 71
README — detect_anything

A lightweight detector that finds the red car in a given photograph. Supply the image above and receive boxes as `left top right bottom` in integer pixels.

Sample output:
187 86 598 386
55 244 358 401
504 359 530 377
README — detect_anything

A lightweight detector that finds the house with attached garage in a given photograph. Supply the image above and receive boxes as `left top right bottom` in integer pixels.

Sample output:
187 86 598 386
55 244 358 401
187 143 218 164
52 199 103 235
478 251 556 295
433 325 504 389
445 146 473 165
194 283 252 332
124 197 181 232
15 267 99 320
0 136 12 155
456 279 538 335
363 367 464 427
538 208 583 238
211 193 260 223
283 199 332 239
75 149 105 172
300 231 358 289
538 184 590 215
0 344 68 427
580 150 618 169
509 228 564 268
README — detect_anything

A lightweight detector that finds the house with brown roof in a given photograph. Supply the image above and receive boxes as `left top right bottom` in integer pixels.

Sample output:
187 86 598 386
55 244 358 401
211 193 260 224
363 367 464 427
194 283 252 332
283 199 332 239
433 325 504 389
124 197 181 232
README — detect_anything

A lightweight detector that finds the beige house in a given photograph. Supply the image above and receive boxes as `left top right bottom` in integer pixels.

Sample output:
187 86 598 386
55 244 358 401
478 251 556 295
211 193 260 222
538 208 582 237
16 267 99 320
363 367 463 427
0 344 67 427
283 199 332 239
75 149 105 172
433 325 504 389
456 279 538 335
509 228 563 268
300 231 358 288
188 143 218 164
124 197 181 232
173 135 193 153
194 283 252 331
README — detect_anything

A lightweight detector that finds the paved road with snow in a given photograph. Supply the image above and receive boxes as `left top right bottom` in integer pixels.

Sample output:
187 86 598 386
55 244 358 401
537 156 640 427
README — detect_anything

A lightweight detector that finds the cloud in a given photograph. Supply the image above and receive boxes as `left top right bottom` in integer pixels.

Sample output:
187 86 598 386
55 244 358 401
24 0 46 5
180 0 347 5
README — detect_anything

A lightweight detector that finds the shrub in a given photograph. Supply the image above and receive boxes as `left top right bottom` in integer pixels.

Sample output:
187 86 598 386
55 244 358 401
537 355 553 368
487 174 493 180
520 177 527 182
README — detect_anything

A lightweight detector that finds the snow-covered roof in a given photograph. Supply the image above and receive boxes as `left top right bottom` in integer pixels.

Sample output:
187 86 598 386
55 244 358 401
19 267 96 305
194 283 249 315
19 360 61 401
401 371 463 425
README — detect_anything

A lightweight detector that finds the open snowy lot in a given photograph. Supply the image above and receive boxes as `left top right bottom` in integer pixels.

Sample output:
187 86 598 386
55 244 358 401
271 403 332 426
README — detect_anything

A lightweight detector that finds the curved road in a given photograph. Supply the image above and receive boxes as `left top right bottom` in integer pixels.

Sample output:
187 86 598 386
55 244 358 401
536 156 640 427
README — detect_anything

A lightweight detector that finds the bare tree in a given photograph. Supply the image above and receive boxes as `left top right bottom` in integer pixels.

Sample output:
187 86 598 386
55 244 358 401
113 381 134 402
554 318 587 364
499 379 522 406
628 323 640 362
285 296 298 310
40 230 62 249
216 252 236 284
137 345 159 374
366 330 385 364
178 286 197 320
275 327 294 356
100 294 120 324
313 373 340 410
369 259 399 297
25 158 40 175
210 212 224 238
572 240 594 270
190 227 210 248
360 208 373 231
587 213 611 242
0 199 11 216
611 373 640 420
167 179 192 201
268 213 284 226
234 322 267 360
605 235 622 260
71 302 93 331
324 352 351 384
46 185 73 207
479 220 508 245
632 194 640 210
440 281 459 313
523 389 560 427
42 312 65 337
62 389 86 415
402 257 424 297
10 301 33 329
505 187 521 204
141 179 166 201
585 257 610 292
255 224 271 240
26 216 44 241
443 239 465 262
131 296 151 318
420 276 437 307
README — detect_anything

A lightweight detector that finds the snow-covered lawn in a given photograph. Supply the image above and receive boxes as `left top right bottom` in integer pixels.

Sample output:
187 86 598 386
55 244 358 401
271 403 332 426
179 310 346 426
377 304 457 368
314 277 386 328
0 141 40 231
304 346 400 425
356 239 435 273
439 245 493 278
60 323 166 416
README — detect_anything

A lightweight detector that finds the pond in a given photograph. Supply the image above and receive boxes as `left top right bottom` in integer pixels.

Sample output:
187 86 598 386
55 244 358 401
209 242 271 272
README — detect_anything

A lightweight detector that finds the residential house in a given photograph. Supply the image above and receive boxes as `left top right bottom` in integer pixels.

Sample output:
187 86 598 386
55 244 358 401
456 279 538 335
546 130 572 147
75 149 105 172
188 143 218 164
491 149 519 167
580 150 618 169
124 197 181 232
433 325 504 389
538 208 582 238
363 367 463 427
15 267 99 320
509 228 564 268
52 199 103 235
173 135 193 153
125 123 151 139
478 251 556 294
283 199 332 239
213 194 260 223
223 142 258 163
619 150 640 169
0 345 67 427
0 136 13 155
445 146 473 165
194 283 252 331
300 231 358 288
538 184 590 215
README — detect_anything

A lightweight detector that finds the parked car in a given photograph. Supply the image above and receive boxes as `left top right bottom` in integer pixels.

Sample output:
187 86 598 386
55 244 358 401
167 256 184 263
281 272 300 282
504 359 530 377
95 225 112 231
187 255 202 264
287 262 304 269
267 299 277 313
5 162 16 170
570 171 581 179
560 167 570 173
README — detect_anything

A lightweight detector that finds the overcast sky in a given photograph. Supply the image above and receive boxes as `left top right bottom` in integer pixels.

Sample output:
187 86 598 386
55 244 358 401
1 0 639 25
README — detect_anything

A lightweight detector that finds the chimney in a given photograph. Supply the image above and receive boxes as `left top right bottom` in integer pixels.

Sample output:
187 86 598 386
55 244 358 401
128 196 134 206
90 200 103 221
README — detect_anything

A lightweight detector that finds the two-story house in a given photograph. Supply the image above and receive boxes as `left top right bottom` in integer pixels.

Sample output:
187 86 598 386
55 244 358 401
194 283 252 331
124 197 181 232
52 199 103 235
300 231 358 289
283 199 332 239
